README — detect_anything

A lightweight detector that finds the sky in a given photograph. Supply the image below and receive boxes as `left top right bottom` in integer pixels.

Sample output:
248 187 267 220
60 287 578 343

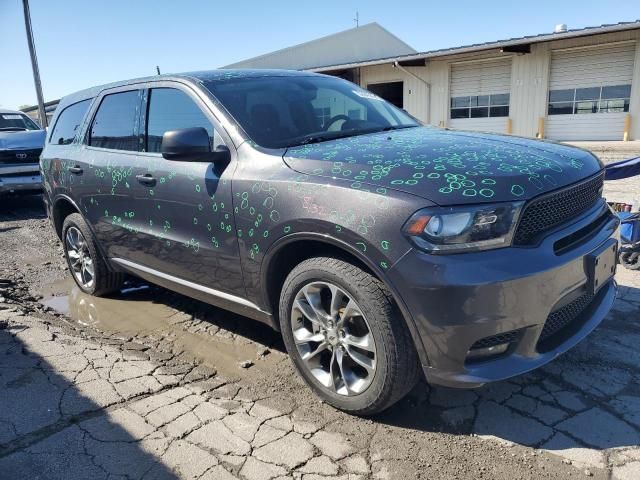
1 0 637 109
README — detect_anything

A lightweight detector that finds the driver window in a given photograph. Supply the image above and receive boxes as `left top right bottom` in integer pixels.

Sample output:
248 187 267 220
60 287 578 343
146 88 225 153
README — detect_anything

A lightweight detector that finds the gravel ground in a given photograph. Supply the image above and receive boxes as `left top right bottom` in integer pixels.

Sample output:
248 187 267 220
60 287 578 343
0 193 639 480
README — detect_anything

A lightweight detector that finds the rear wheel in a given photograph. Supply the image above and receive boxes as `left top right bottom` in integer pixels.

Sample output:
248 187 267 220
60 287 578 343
279 257 419 415
62 213 124 296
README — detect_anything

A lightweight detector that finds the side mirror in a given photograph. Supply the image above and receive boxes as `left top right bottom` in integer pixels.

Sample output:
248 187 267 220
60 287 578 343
161 127 230 164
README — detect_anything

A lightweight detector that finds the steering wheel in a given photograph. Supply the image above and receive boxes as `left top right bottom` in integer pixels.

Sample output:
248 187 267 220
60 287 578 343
324 114 351 131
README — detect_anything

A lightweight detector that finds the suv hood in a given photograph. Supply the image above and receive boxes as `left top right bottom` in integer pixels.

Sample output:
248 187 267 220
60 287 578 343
0 129 46 150
284 127 602 205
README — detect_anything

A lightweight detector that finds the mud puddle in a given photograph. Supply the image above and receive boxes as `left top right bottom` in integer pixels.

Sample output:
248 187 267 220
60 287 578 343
41 282 285 377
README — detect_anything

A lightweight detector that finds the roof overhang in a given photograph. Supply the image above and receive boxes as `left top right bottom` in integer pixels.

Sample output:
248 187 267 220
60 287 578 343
309 21 640 72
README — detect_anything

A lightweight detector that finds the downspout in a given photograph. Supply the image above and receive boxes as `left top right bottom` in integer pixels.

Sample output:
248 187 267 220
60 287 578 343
393 61 431 125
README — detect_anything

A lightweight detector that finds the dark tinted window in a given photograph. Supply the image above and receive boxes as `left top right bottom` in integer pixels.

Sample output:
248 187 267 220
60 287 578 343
450 108 469 119
49 99 91 145
549 89 574 102
90 90 141 151
602 84 632 99
450 94 509 118
146 88 221 153
548 85 631 115
575 87 600 101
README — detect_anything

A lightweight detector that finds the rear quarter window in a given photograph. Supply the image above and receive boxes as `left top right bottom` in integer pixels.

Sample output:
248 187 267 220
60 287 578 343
49 99 92 145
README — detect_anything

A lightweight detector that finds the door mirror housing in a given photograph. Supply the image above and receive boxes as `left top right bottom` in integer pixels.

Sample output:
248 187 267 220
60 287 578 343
161 127 230 163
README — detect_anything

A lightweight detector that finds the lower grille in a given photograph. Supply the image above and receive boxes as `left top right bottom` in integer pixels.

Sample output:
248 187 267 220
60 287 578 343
470 330 521 350
537 291 594 351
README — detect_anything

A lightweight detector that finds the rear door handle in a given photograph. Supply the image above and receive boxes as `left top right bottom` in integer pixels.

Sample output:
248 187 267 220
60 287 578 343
68 165 83 174
136 174 156 186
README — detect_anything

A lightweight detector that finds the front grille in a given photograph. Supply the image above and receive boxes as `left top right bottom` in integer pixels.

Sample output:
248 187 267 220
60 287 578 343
470 330 521 350
0 148 42 165
514 172 604 245
537 291 594 351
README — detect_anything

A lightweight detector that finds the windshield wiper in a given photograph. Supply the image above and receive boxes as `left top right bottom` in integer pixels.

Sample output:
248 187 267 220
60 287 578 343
0 127 27 131
381 125 417 131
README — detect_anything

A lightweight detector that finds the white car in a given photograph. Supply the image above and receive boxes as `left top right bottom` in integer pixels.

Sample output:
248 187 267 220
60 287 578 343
0 108 45 194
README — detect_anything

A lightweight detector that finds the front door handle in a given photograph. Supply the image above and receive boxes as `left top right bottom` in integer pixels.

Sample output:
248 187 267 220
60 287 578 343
68 165 83 174
136 174 156 186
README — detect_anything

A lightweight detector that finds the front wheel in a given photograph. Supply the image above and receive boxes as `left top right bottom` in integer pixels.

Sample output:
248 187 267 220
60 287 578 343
279 257 419 415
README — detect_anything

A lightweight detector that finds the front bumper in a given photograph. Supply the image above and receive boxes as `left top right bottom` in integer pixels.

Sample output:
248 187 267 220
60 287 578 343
388 200 619 388
0 164 42 194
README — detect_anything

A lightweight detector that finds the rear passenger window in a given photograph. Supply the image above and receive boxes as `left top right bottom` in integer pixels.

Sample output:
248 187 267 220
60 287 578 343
90 90 141 151
146 88 223 153
49 99 92 145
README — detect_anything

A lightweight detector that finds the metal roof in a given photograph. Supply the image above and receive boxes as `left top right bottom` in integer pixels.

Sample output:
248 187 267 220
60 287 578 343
224 22 416 70
310 20 640 72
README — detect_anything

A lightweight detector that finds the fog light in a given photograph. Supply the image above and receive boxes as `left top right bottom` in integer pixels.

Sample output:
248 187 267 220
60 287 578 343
466 343 509 362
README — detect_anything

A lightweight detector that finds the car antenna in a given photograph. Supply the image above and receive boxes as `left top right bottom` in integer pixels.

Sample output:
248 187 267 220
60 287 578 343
156 66 161 75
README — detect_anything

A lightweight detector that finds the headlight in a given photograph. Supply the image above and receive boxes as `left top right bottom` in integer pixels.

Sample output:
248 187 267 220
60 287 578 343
403 202 524 254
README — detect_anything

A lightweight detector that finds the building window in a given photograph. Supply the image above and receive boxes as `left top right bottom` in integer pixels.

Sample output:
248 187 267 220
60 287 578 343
548 85 631 115
450 93 510 119
314 107 331 127
347 109 362 120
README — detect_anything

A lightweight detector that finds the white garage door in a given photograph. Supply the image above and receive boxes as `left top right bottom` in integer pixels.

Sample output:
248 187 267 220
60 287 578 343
546 42 636 141
449 58 511 133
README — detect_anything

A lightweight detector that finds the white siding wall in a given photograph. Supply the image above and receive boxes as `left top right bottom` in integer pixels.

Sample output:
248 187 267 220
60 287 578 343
510 43 550 137
357 28 640 141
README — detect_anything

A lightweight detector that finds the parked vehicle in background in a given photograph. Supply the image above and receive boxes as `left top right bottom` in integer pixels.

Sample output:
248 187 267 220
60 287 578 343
0 109 45 195
41 70 619 415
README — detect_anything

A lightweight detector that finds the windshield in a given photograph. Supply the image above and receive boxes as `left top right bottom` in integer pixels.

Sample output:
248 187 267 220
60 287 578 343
203 75 419 148
0 112 40 131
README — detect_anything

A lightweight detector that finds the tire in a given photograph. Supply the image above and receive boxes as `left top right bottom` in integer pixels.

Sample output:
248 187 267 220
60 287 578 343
62 213 125 296
279 256 420 415
620 250 640 270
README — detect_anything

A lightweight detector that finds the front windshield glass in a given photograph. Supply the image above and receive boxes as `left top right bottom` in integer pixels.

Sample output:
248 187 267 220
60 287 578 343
0 112 40 131
203 75 419 148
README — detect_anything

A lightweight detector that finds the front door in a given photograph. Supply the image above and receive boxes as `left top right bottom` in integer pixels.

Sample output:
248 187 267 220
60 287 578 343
127 85 244 296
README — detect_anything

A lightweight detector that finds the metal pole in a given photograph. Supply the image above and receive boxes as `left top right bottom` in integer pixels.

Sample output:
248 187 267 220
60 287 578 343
22 0 47 128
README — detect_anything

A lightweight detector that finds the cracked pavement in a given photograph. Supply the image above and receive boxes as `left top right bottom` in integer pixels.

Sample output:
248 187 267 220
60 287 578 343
1 190 639 479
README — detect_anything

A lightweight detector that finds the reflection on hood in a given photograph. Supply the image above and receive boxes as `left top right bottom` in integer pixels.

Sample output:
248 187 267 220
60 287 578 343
284 127 602 205
0 129 46 150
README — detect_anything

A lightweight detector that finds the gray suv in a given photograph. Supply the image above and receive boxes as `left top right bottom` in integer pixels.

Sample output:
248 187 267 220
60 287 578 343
41 70 619 414
0 109 45 194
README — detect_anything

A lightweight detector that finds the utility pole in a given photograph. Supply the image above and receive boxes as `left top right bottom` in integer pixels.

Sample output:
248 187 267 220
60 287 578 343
22 0 47 128
354 11 359 28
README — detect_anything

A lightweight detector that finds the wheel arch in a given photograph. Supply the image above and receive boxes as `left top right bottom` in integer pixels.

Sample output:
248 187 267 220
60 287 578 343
260 233 430 367
52 195 82 239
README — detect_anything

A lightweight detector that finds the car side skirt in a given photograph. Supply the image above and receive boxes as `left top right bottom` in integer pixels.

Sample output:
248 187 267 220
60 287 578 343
111 257 275 327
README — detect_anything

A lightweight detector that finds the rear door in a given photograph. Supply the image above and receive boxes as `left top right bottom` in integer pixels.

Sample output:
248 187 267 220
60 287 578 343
81 87 145 260
125 83 244 295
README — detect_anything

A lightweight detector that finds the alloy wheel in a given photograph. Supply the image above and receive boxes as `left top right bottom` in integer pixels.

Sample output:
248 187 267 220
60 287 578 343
65 226 95 289
290 281 377 396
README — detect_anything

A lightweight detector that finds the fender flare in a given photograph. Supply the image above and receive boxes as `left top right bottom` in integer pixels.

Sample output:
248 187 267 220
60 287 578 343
260 232 430 367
